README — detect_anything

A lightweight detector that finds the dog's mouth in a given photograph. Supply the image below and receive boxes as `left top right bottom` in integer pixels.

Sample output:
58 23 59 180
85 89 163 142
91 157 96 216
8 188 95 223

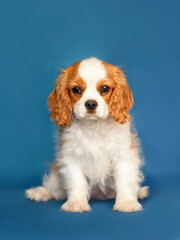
86 108 96 114
85 112 99 120
72 111 99 121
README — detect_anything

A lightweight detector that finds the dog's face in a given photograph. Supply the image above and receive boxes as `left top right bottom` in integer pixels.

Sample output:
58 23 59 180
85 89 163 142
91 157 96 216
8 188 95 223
48 58 134 126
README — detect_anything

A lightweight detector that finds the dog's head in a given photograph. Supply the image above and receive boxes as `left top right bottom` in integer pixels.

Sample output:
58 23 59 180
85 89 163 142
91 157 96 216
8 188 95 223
48 58 134 127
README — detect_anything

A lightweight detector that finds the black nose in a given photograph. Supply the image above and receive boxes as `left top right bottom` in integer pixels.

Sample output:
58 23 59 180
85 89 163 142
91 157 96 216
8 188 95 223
85 100 98 110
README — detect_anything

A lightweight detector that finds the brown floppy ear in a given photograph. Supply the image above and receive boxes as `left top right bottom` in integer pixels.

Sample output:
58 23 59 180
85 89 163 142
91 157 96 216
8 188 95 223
109 67 134 124
47 71 72 127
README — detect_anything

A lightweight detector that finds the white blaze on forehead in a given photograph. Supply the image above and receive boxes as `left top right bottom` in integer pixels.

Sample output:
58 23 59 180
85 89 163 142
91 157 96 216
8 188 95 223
73 58 109 120
78 57 106 85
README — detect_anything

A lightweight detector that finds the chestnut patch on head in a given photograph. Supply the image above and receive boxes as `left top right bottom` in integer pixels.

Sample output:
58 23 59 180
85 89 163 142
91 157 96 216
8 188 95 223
102 62 134 124
96 79 115 104
68 78 87 105
48 61 86 127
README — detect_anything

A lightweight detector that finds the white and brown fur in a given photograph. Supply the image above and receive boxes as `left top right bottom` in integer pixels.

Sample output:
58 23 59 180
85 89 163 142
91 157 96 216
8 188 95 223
26 57 149 212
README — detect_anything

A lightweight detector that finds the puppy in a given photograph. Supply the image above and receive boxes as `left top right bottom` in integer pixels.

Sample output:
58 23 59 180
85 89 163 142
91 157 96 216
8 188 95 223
26 57 149 212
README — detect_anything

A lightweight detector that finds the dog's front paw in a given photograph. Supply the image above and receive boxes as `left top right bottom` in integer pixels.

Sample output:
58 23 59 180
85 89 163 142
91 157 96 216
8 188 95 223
113 200 143 212
61 200 91 213
25 187 53 202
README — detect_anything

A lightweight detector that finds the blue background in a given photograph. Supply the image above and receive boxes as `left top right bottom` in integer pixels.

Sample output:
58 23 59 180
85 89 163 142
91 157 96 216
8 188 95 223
0 0 180 239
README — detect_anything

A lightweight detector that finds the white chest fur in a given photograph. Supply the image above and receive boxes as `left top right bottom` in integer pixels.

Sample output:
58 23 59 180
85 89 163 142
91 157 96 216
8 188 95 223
59 119 132 188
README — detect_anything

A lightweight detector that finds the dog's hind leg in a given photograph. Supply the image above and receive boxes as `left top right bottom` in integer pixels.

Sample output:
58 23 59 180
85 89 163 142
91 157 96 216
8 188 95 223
138 186 149 200
25 164 66 202
98 186 149 201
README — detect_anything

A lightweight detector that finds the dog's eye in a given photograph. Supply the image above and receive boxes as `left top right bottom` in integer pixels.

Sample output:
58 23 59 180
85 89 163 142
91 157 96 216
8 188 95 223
72 86 82 94
100 86 110 94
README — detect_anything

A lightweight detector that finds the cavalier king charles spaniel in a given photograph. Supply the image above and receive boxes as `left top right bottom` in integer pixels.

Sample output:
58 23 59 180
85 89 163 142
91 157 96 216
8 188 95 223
26 57 149 212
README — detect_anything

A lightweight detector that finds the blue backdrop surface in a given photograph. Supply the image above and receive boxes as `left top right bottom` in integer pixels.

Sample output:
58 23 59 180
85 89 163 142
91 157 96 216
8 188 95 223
0 0 180 239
